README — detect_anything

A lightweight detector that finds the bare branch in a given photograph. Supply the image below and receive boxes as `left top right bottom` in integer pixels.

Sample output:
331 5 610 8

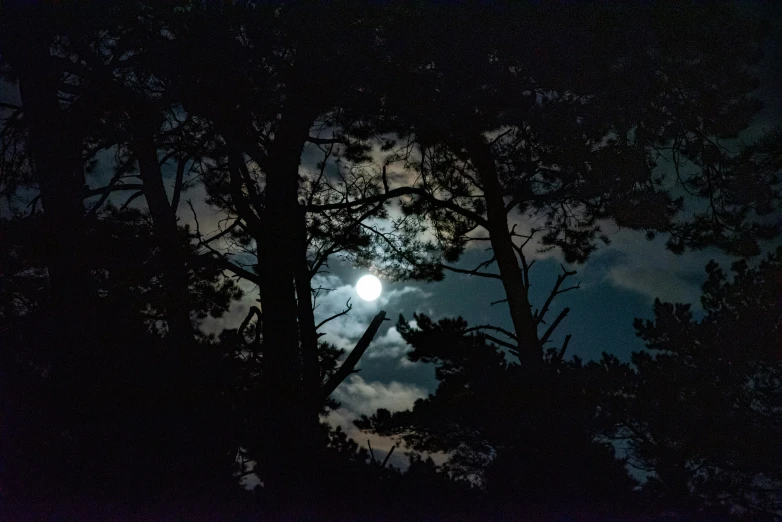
440 263 502 279
367 440 376 464
540 307 570 345
464 324 518 341
555 334 572 364
171 156 190 212
228 150 263 233
534 265 579 325
381 445 396 468
120 190 144 210
482 334 519 351
198 218 243 247
321 311 386 401
200 250 262 286
316 298 353 330
307 136 345 146
381 164 389 193
84 183 144 198
85 169 137 215
26 195 41 216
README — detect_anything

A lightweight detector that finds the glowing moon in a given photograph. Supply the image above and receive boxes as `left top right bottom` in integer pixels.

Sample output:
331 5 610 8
356 274 382 301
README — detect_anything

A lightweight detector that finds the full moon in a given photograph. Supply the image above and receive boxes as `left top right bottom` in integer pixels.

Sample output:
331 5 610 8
356 274 382 301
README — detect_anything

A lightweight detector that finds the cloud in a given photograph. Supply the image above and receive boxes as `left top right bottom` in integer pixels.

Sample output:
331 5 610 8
326 375 429 469
366 325 410 360
605 263 702 305
326 407 408 469
312 274 428 358
200 281 259 336
332 374 427 417
585 227 725 307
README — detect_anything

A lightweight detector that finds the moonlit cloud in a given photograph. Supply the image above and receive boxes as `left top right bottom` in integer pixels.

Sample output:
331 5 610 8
312 273 429 356
332 374 428 416
327 375 429 469
585 228 727 307
365 325 410 360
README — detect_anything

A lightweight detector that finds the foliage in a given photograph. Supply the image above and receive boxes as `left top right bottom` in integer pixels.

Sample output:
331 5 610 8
601 247 782 517
357 314 639 518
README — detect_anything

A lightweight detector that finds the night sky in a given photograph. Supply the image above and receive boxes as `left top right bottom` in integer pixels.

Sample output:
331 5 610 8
1 0 780 474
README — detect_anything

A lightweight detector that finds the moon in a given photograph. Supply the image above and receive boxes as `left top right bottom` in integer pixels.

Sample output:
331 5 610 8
356 274 382 301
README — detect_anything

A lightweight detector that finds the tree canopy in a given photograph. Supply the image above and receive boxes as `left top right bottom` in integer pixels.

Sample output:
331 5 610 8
0 1 779 519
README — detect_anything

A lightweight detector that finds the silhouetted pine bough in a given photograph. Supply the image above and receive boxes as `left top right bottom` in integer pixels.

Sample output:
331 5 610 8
0 0 780 520
359 248 782 520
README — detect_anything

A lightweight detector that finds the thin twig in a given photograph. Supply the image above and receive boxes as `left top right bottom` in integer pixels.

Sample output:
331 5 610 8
316 299 353 330
464 324 518 341
440 264 502 279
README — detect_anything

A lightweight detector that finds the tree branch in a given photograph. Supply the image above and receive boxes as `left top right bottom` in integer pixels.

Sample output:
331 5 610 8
367 440 376 464
171 156 189 212
316 299 353 330
540 307 570 345
440 263 502 279
555 334 572 364
482 334 519 351
204 252 262 286
120 190 145 210
534 265 579 325
307 136 345 145
84 183 144 198
228 150 264 233
307 186 490 229
321 311 386 401
381 445 396 468
464 324 518 341
238 306 261 343
198 218 243 247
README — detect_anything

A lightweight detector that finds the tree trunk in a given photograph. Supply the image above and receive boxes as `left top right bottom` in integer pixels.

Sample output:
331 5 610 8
295 206 322 417
464 133 542 366
12 13 94 493
133 135 195 345
256 112 319 508
17 36 89 316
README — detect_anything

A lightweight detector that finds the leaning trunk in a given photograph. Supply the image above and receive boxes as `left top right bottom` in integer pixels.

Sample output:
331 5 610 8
464 133 542 366
133 134 195 345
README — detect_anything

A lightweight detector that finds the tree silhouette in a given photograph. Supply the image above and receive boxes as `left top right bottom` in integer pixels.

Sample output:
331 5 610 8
600 247 782 518
319 3 778 368
156 2 444 503
0 206 244 512
0 1 246 513
0 1 780 519
356 314 640 519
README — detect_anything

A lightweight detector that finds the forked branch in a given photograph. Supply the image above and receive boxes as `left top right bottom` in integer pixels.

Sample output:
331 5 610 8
316 298 353 330
534 264 579 326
